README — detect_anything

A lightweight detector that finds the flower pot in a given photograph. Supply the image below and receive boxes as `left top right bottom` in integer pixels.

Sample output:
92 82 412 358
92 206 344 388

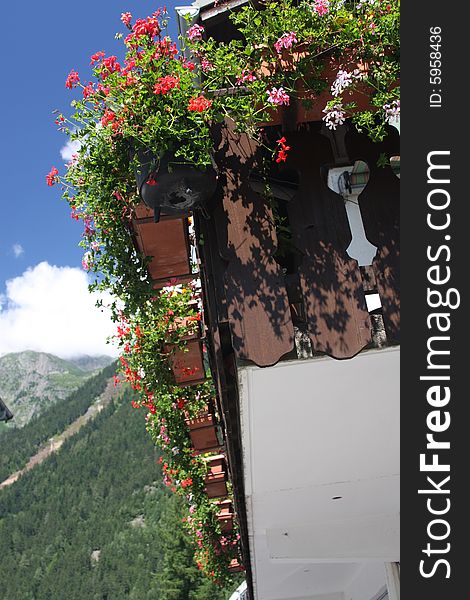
167 337 206 386
204 470 228 499
131 209 193 287
186 411 220 451
135 149 218 222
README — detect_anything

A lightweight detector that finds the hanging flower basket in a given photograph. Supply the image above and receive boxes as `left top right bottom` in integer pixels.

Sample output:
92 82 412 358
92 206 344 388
135 149 218 222
186 409 221 452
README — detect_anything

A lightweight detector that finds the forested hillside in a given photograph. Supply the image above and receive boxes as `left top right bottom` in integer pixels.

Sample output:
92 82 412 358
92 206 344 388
0 393 237 599
0 363 117 481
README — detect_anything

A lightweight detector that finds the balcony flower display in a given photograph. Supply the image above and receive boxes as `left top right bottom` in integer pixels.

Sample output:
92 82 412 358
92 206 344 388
196 0 400 141
48 0 399 583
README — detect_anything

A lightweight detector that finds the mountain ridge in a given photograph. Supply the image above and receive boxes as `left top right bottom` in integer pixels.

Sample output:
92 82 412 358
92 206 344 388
0 350 114 428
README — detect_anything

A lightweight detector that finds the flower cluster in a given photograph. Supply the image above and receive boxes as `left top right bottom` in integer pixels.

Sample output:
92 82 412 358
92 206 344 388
187 23 205 41
313 0 330 17
383 99 400 123
267 86 290 106
322 102 346 130
330 69 362 97
197 0 399 142
153 75 180 95
274 31 298 54
188 95 212 112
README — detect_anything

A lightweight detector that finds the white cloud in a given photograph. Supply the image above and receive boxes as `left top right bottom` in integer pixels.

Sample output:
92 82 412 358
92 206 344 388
60 138 81 161
12 243 24 258
0 262 118 359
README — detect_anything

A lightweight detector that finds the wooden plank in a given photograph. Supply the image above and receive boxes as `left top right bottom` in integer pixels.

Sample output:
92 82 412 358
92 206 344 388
345 126 400 342
211 121 294 367
285 126 372 358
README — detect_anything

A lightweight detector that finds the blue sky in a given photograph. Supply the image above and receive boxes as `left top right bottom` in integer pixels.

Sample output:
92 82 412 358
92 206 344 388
0 1 182 356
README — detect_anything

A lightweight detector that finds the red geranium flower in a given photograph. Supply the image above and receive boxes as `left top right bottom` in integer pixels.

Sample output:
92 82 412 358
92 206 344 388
65 70 80 89
121 12 132 27
153 75 180 95
46 166 59 186
188 96 212 113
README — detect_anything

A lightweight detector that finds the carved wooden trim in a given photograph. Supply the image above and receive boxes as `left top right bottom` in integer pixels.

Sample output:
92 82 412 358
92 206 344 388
211 121 295 366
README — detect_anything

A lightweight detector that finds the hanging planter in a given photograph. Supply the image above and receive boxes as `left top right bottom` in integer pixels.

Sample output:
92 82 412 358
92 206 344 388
203 453 226 474
186 408 221 452
135 149 218 223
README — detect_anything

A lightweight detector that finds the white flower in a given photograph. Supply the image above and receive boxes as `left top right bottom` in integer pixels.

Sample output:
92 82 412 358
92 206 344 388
322 103 346 130
383 99 400 123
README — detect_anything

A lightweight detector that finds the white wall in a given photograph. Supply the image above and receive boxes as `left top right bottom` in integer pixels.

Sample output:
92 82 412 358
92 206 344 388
238 347 400 600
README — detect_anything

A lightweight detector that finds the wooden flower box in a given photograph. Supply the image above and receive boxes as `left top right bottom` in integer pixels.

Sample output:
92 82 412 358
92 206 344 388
166 336 206 386
166 313 206 386
203 453 226 474
205 471 228 499
228 558 244 573
259 47 384 126
216 499 234 533
131 205 193 288
186 410 220 452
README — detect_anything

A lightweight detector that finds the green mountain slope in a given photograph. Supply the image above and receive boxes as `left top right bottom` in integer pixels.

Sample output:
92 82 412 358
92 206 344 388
0 363 117 482
0 350 97 427
0 393 237 600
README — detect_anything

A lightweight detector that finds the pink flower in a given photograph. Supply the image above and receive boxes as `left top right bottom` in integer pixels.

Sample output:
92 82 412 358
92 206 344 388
81 252 93 271
187 24 204 41
236 69 257 85
274 31 298 54
266 87 290 106
65 70 80 89
313 0 329 16
200 57 213 72
121 12 132 28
